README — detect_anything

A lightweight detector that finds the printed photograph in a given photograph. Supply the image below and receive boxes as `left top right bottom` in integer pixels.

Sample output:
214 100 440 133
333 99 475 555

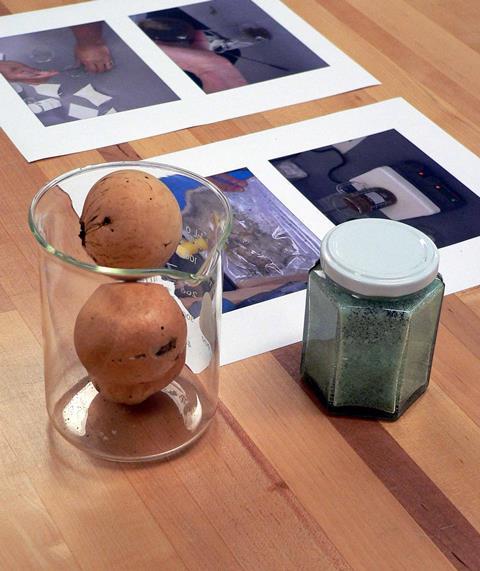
270 129 480 249
0 22 179 126
131 0 328 94
160 167 320 313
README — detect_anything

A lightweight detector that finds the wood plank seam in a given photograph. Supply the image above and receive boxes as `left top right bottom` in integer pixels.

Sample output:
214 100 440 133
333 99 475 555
120 466 197 570
217 400 352 570
441 297 480 361
272 343 480 571
18 469 83 570
98 143 142 163
120 434 260 570
316 0 480 134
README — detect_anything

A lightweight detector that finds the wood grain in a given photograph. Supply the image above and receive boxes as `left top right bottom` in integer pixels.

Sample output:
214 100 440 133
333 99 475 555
0 0 479 569
222 352 455 571
272 344 480 570
404 0 480 53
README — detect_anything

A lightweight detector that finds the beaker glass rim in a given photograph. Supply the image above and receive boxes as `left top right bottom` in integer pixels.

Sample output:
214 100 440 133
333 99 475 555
28 160 233 282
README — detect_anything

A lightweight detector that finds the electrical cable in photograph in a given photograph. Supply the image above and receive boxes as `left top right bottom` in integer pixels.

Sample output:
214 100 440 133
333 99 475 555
227 53 290 71
311 146 347 183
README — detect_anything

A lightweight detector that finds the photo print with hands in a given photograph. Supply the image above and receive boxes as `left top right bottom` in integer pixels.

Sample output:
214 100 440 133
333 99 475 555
0 21 179 126
0 0 377 159
132 0 328 94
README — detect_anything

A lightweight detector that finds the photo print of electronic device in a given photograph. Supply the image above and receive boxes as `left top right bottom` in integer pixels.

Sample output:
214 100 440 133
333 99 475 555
270 128 478 249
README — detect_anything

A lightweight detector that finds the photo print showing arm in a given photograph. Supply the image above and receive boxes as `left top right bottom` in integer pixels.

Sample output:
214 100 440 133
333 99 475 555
0 22 113 84
71 23 113 73
0 60 58 83
138 8 247 93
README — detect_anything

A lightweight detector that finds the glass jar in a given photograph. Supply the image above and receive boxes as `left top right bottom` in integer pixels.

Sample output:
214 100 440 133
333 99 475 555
29 161 232 461
301 219 444 420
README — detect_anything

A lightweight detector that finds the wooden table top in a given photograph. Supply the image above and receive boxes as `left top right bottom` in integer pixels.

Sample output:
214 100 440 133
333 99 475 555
1 0 480 569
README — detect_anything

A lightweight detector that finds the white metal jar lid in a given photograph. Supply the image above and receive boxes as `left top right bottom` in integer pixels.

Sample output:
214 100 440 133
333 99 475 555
320 219 440 297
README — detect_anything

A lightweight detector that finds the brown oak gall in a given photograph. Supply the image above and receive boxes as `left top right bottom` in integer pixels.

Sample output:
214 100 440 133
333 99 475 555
80 169 182 269
74 282 187 404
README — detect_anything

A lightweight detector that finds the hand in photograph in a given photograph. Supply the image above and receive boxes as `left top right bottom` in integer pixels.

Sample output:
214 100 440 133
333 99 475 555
157 30 247 93
0 61 58 84
71 23 113 73
207 173 247 192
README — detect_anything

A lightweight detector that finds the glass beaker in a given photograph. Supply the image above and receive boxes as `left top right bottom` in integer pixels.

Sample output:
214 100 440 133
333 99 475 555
29 161 232 462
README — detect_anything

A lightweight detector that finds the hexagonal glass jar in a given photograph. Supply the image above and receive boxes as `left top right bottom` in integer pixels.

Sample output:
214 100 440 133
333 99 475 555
301 220 445 420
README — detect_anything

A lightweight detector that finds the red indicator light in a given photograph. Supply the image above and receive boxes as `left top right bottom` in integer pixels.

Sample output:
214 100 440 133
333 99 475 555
435 185 441 189
418 171 424 176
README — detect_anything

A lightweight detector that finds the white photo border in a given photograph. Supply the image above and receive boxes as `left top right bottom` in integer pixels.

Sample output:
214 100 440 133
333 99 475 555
0 0 378 161
141 97 480 364
59 98 480 364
